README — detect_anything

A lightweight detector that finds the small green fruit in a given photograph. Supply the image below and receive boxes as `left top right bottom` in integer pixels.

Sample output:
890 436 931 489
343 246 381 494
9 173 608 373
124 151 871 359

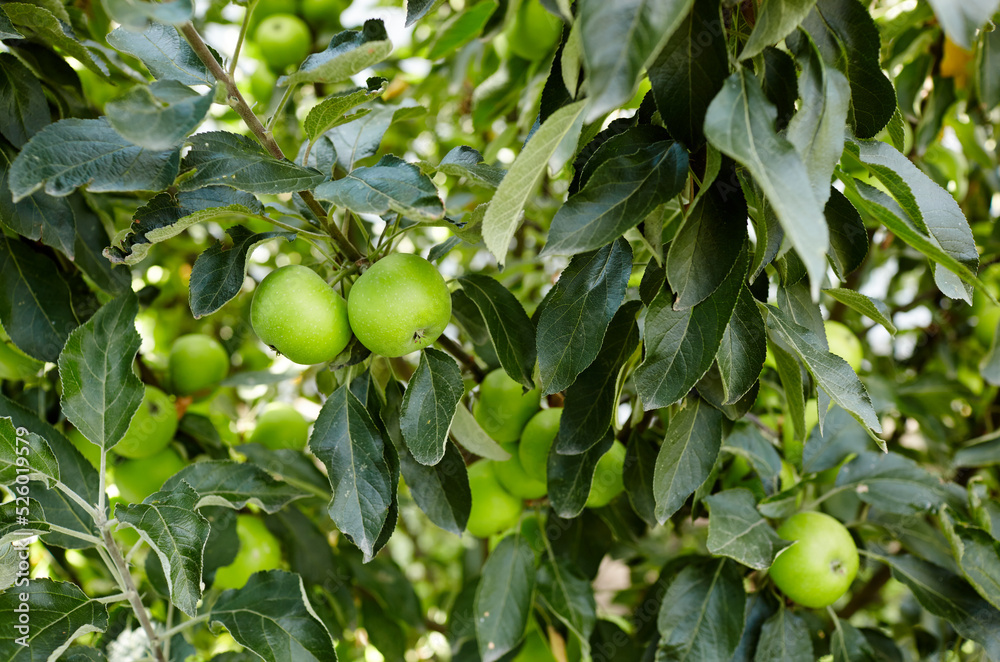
251 265 352 365
249 64 277 104
473 369 541 443
493 442 547 499
518 408 561 482
586 440 626 508
347 253 452 358
115 386 178 459
466 460 522 538
248 403 310 450
769 511 859 608
213 515 283 590
169 334 229 396
255 14 312 71
114 447 187 503
301 0 341 28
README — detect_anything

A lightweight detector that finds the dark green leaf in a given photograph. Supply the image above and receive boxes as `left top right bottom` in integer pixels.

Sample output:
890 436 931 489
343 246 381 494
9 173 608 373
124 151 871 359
458 274 536 389
741 0 817 60
180 132 325 195
0 52 48 148
823 288 895 334
925 0 996 49
705 488 790 570
405 0 436 25
977 23 1000 111
724 424 782 493
825 187 868 278
548 430 614 518
718 286 766 405
624 432 659 525
438 145 506 188
0 578 108 657
303 78 387 143
653 398 724 523
189 225 294 319
0 8 23 39
280 19 393 87
327 104 426 171
0 142 74 258
760 48 798 131
831 619 877 662
941 509 1000 610
754 606 814 662
58 292 143 451
836 451 956 515
3 4 108 80
107 23 212 86
400 348 464 465
475 535 536 662
313 154 444 221
536 557 596 650
801 405 870 474
103 0 192 29
0 417 58 486
105 79 213 151
0 499 48 545
162 460 309 513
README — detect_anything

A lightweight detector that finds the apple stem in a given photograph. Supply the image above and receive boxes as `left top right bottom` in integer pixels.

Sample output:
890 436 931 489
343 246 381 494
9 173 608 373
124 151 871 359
437 334 486 381
228 0 258 78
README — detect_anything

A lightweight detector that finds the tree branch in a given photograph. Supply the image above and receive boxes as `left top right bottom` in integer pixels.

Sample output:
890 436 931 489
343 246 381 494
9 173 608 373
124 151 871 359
176 22 365 264
436 334 486 381
100 523 166 662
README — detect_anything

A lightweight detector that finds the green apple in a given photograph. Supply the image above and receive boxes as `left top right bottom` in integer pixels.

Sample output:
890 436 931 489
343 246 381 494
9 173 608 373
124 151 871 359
301 0 341 29
493 442 547 499
248 0 298 29
254 14 312 71
213 515 283 590
347 253 452 358
513 628 557 662
114 447 187 503
249 64 277 104
115 386 178 459
518 408 561 482
824 320 863 372
466 460 523 538
507 0 562 60
251 265 352 365
248 402 310 450
586 440 626 508
67 427 103 469
169 334 230 397
473 369 541 443
769 511 859 608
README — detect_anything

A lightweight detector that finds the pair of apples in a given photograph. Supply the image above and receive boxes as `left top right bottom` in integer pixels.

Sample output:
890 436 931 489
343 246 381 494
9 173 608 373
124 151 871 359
251 253 452 364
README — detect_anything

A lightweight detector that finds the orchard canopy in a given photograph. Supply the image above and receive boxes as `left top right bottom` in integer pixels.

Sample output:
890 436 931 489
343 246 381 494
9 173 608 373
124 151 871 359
3 0 1000 660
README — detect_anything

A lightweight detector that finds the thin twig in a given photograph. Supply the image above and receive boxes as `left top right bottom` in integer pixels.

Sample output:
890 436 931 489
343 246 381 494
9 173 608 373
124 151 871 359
436 334 486 381
100 523 166 662
228 0 257 78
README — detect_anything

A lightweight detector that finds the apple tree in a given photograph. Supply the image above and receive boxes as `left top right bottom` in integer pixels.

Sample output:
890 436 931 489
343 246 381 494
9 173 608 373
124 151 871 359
1 0 1000 659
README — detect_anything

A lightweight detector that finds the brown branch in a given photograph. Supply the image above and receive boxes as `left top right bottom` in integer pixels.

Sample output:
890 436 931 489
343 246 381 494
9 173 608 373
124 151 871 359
436 334 486 381
836 564 891 619
176 22 365 264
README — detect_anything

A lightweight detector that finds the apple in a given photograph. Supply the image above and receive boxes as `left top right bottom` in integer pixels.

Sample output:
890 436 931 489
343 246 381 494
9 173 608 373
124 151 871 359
248 0 298 29
493 442 547 499
213 515 283 590
473 369 541 443
248 402 309 450
301 0 341 29
466 460 523 538
254 14 312 71
824 320 863 372
251 265 352 365
347 253 452 358
168 334 229 397
586 440 626 508
769 511 859 608
249 64 277 105
67 426 104 469
518 408 562 483
507 0 562 60
114 386 178 459
114 447 187 503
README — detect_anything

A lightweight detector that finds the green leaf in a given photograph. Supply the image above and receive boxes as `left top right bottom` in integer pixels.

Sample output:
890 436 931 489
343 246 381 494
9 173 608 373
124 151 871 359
189 225 295 319
114 482 210 617
801 405 870 474
549 430 614 518
825 187 868 278
474 534 536 662
0 499 48 545
483 99 587 265
786 31 850 207
800 0 895 139
0 234 90 362
653 397 724 523
3 3 108 80
543 139 688 257
399 348 464 466
704 488 791 570
846 138 978 303
537 239 631 395
741 0 817 60
823 288 896 335
105 79 213 151
941 509 1000 610
754 607 814 662
404 0 437 26
635 248 746 409
0 8 23 39
449 404 512 462
0 52 49 148
884 555 1000 660
162 460 309 513
58 293 143 451
536 557 596 651
102 0 191 29
977 23 1000 111
624 433 659 524
647 0 727 149
326 104 426 171
0 578 108 658
925 0 997 50
437 146 506 189
718 286 766 405
704 70 827 298
762 303 882 437
309 384 393 562
107 23 212 86
0 142 72 258
578 0 693 123
666 177 748 310
210 570 339 662
836 451 957 515
105 187 266 266
0 417 59 486
280 19 393 87
458 274 536 389
314 154 444 221
427 1 497 59
831 619 877 662
10 117 179 200
656 558 746 661
303 78 387 142
180 131 325 195
724 424 782 492
399 438 470 534
554 300 640 454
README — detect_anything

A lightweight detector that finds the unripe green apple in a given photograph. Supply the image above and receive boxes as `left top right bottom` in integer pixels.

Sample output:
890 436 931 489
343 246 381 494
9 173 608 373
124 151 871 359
507 0 562 60
251 265 352 365
301 0 341 29
248 0 298 30
466 460 523 538
586 440 626 508
769 511 859 608
169 334 229 396
347 253 452 358
255 14 312 71
249 64 277 104
115 386 178 459
473 369 541 443
824 320 863 372
213 515 283 590
248 403 310 450
493 442 547 499
518 408 561 482
114 447 187 503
